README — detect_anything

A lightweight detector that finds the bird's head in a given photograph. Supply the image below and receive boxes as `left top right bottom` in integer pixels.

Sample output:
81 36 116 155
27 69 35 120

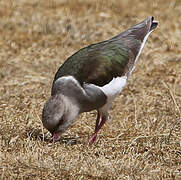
42 94 80 142
42 94 65 141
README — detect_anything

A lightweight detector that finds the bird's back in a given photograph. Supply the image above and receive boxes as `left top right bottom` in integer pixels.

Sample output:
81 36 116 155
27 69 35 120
53 17 156 89
53 38 136 86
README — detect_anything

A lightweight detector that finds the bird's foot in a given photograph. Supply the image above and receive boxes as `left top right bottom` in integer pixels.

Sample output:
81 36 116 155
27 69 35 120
87 133 97 145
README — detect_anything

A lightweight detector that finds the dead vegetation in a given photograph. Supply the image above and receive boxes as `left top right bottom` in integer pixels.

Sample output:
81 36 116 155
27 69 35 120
0 0 181 179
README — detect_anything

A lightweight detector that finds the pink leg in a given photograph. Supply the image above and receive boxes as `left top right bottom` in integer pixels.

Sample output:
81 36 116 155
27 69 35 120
88 114 107 145
95 111 100 131
87 111 100 144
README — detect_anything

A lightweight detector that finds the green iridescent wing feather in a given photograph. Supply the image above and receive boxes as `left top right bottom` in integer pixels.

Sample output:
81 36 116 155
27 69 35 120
53 40 131 86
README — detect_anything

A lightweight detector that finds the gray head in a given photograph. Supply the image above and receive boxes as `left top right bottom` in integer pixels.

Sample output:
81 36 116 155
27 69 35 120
42 95 65 136
42 93 80 141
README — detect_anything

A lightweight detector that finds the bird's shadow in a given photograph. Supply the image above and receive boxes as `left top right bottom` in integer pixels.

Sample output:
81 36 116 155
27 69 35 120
25 129 83 145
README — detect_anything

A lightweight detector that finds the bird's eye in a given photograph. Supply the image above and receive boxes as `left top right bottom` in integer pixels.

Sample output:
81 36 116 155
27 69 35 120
50 117 64 135
58 116 64 126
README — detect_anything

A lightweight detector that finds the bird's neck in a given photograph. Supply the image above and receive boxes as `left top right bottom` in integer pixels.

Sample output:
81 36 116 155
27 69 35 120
62 95 81 123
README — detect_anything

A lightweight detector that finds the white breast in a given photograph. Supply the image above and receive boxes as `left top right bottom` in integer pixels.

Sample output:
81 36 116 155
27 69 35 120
98 76 127 100
93 76 128 118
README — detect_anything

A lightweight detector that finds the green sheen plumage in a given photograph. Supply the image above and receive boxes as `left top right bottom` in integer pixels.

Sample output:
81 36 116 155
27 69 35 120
53 40 130 87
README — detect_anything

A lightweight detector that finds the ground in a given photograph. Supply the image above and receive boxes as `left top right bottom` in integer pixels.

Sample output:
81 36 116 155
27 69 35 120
0 0 181 179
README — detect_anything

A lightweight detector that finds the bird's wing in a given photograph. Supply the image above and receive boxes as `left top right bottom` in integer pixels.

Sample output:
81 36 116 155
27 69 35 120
53 16 158 87
53 39 139 87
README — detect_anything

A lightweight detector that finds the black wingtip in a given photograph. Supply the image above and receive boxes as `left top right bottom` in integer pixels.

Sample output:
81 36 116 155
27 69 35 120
151 16 154 21
150 16 158 31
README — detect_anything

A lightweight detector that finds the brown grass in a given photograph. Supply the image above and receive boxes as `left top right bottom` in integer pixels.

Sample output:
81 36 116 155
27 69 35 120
0 0 181 179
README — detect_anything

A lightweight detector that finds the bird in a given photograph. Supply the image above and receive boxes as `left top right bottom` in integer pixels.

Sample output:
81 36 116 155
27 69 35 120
42 16 158 144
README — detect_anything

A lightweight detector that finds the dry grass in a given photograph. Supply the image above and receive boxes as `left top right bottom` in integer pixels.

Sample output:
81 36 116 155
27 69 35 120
0 0 181 179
